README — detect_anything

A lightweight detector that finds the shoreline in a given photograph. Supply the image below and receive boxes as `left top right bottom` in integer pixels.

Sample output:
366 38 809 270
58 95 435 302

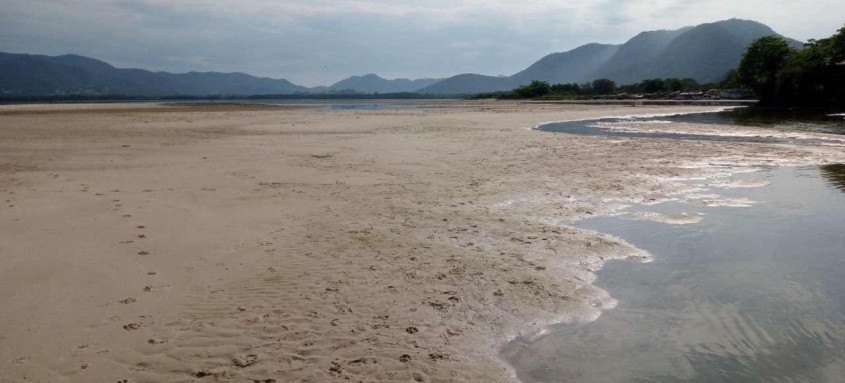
1 101 843 382
524 99 758 106
501 111 845 381
495 162 812 382
502 163 845 382
527 106 736 130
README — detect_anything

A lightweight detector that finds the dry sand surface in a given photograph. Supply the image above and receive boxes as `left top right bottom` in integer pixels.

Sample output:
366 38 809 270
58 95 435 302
0 101 842 382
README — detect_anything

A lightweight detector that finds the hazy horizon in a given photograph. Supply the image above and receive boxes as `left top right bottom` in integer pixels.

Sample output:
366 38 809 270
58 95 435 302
1 1 843 86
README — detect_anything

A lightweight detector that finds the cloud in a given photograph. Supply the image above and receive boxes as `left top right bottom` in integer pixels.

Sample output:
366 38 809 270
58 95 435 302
0 0 842 86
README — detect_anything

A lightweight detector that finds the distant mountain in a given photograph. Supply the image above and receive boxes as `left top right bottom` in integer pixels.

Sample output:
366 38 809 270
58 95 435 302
422 44 620 94
416 73 517 94
0 52 310 96
421 19 801 94
2 19 803 97
592 19 802 84
329 74 441 93
589 29 688 85
510 43 620 85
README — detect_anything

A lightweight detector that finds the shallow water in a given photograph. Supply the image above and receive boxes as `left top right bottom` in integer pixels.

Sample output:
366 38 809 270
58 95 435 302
539 108 845 145
503 166 845 383
640 108 845 135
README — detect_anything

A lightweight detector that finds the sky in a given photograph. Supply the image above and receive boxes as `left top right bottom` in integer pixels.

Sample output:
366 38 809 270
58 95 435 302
0 1 843 86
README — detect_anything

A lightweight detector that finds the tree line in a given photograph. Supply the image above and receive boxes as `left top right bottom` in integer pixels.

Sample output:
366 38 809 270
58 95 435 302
738 26 843 106
487 25 844 107
484 77 716 100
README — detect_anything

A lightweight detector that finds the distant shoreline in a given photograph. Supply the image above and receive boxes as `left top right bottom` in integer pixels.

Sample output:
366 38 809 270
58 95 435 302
0 97 756 107
522 99 758 106
0 93 465 105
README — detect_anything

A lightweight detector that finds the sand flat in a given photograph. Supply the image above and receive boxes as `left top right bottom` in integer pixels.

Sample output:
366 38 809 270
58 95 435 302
0 101 842 382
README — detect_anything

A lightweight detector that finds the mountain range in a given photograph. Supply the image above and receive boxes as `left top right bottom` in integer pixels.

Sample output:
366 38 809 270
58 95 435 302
329 74 441 93
0 19 800 97
420 19 801 94
0 52 309 96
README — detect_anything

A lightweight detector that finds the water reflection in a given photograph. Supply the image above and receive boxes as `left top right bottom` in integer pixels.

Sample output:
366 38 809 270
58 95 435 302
655 108 845 135
820 164 845 192
721 107 845 131
539 108 845 139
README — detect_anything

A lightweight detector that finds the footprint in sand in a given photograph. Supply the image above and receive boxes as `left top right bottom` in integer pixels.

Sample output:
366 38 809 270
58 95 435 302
428 353 447 361
233 353 259 368
194 368 229 378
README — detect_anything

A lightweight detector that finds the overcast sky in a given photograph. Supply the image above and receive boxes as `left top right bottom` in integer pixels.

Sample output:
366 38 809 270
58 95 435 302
1 1 843 86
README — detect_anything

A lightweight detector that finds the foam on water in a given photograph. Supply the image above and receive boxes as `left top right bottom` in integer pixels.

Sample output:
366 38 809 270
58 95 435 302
503 165 845 383
505 110 845 382
537 108 845 146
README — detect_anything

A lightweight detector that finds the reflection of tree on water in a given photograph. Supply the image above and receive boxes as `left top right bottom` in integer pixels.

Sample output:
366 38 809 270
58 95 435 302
722 108 845 134
653 109 845 135
820 164 845 192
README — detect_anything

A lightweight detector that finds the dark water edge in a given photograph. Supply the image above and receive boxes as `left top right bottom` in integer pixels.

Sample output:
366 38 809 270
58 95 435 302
661 107 845 133
710 107 845 130
503 165 845 383
539 107 845 140
821 164 845 192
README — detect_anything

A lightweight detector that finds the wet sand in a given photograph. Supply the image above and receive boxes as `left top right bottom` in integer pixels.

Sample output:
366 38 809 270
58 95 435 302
0 101 842 382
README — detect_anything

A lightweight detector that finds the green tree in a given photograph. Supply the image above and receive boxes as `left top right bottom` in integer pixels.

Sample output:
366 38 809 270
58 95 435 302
678 78 701 91
735 26 844 106
591 78 616 95
640 79 665 93
719 69 741 88
550 83 580 95
738 36 794 102
778 27 845 105
514 80 551 98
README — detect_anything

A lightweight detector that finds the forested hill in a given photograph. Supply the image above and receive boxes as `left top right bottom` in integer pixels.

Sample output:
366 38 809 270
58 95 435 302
328 74 441 93
419 19 801 94
0 52 309 96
